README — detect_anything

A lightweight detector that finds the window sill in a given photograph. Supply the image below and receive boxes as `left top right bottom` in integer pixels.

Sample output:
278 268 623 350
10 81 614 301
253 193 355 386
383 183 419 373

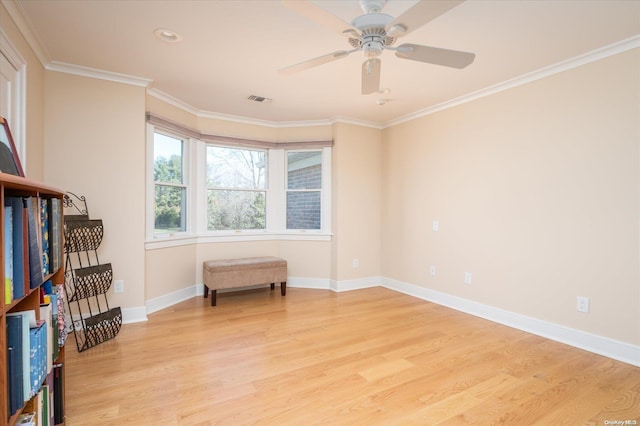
145 231 333 250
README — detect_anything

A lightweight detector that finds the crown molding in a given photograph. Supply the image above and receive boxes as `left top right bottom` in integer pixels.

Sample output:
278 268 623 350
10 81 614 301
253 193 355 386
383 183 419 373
1 0 50 66
384 35 640 128
46 61 152 87
330 115 384 130
148 87 339 129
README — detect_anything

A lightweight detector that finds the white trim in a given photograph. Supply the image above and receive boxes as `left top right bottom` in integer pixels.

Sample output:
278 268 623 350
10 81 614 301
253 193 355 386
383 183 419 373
146 88 201 116
381 277 640 368
46 61 152 87
288 277 332 290
147 87 383 130
385 35 640 128
1 0 50 66
144 232 332 250
331 115 384 130
0 27 27 171
331 276 382 292
145 285 198 315
121 306 148 324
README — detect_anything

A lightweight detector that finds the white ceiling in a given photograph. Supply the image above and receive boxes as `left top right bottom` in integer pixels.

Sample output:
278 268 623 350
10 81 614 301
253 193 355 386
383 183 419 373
10 0 640 126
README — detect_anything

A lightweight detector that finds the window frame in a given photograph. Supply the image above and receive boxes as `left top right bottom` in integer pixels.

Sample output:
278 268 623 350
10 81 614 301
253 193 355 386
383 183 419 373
204 143 268 234
145 119 332 248
146 124 194 240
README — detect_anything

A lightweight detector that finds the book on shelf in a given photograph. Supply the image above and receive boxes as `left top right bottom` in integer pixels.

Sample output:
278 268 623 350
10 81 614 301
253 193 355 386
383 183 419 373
5 204 13 304
41 369 55 426
23 390 41 426
6 310 35 402
53 363 64 424
29 320 48 399
7 196 28 300
50 197 62 273
54 284 67 347
40 198 50 276
6 315 24 415
25 196 44 288
39 303 54 373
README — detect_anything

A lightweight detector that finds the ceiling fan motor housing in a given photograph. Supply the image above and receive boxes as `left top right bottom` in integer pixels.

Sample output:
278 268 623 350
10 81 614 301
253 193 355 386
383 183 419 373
350 12 396 57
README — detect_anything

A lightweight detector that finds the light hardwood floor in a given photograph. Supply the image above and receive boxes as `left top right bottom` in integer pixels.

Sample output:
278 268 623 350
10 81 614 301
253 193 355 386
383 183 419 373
64 287 640 425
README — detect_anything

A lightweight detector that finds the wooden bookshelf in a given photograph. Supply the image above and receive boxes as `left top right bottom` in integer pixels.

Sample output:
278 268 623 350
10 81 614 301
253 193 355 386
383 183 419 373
1 172 66 425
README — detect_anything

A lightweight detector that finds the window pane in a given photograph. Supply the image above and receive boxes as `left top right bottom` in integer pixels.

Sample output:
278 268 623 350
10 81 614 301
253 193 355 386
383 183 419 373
207 146 266 189
154 133 183 183
155 184 186 233
287 191 321 230
207 190 266 231
287 151 322 190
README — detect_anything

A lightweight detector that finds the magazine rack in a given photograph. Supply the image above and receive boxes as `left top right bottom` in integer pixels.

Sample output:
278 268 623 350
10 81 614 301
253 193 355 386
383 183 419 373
63 192 121 352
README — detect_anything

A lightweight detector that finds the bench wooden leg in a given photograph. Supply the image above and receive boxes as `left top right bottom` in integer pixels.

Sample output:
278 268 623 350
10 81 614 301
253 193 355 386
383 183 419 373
204 285 209 299
211 289 217 306
270 283 275 290
281 281 286 296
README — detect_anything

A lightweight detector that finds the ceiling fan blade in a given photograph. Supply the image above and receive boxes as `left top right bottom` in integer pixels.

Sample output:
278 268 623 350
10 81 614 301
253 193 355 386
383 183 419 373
361 58 381 95
386 0 465 38
395 44 475 69
279 50 352 75
283 0 357 36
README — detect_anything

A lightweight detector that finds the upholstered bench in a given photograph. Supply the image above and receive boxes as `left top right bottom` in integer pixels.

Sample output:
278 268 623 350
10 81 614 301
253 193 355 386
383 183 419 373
203 256 287 306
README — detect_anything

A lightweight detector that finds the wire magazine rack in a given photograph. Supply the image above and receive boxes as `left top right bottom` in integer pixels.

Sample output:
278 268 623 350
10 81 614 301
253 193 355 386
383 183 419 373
63 192 122 352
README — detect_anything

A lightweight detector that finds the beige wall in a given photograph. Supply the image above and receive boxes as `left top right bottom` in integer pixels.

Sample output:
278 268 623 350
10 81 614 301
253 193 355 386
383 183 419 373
146 244 196 301
381 49 640 345
43 71 147 309
331 122 382 282
0 1 45 181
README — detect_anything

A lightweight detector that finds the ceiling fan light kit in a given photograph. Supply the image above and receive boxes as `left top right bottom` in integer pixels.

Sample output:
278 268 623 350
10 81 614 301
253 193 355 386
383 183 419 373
281 0 475 95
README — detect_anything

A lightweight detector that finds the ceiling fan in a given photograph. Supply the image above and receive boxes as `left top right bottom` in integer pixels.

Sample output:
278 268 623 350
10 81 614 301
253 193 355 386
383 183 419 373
279 0 475 95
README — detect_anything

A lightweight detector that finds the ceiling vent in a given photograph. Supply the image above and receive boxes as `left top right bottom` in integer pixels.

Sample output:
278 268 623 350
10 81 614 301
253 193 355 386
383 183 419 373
248 95 272 103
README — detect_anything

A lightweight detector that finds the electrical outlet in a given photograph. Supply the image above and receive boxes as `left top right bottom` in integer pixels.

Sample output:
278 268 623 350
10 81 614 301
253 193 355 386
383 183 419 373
577 296 590 313
352 259 359 269
432 220 439 231
430 265 436 276
464 272 472 285
114 279 124 293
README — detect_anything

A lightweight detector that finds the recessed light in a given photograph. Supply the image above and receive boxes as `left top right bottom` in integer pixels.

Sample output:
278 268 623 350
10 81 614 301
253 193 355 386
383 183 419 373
154 28 182 43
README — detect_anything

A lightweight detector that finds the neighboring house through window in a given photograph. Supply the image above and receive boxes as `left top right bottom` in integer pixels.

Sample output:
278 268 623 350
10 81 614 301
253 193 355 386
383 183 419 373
286 151 322 230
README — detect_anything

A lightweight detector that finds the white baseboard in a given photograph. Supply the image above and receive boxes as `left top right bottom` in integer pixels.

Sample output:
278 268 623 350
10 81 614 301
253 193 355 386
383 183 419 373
121 306 148 324
381 277 640 368
129 276 639 367
288 276 332 290
145 285 199 315
330 276 383 292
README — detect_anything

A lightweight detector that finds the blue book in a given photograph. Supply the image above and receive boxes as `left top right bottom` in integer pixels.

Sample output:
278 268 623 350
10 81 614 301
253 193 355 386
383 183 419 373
7 196 26 299
7 310 33 401
4 205 13 304
6 315 25 414
29 321 48 398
